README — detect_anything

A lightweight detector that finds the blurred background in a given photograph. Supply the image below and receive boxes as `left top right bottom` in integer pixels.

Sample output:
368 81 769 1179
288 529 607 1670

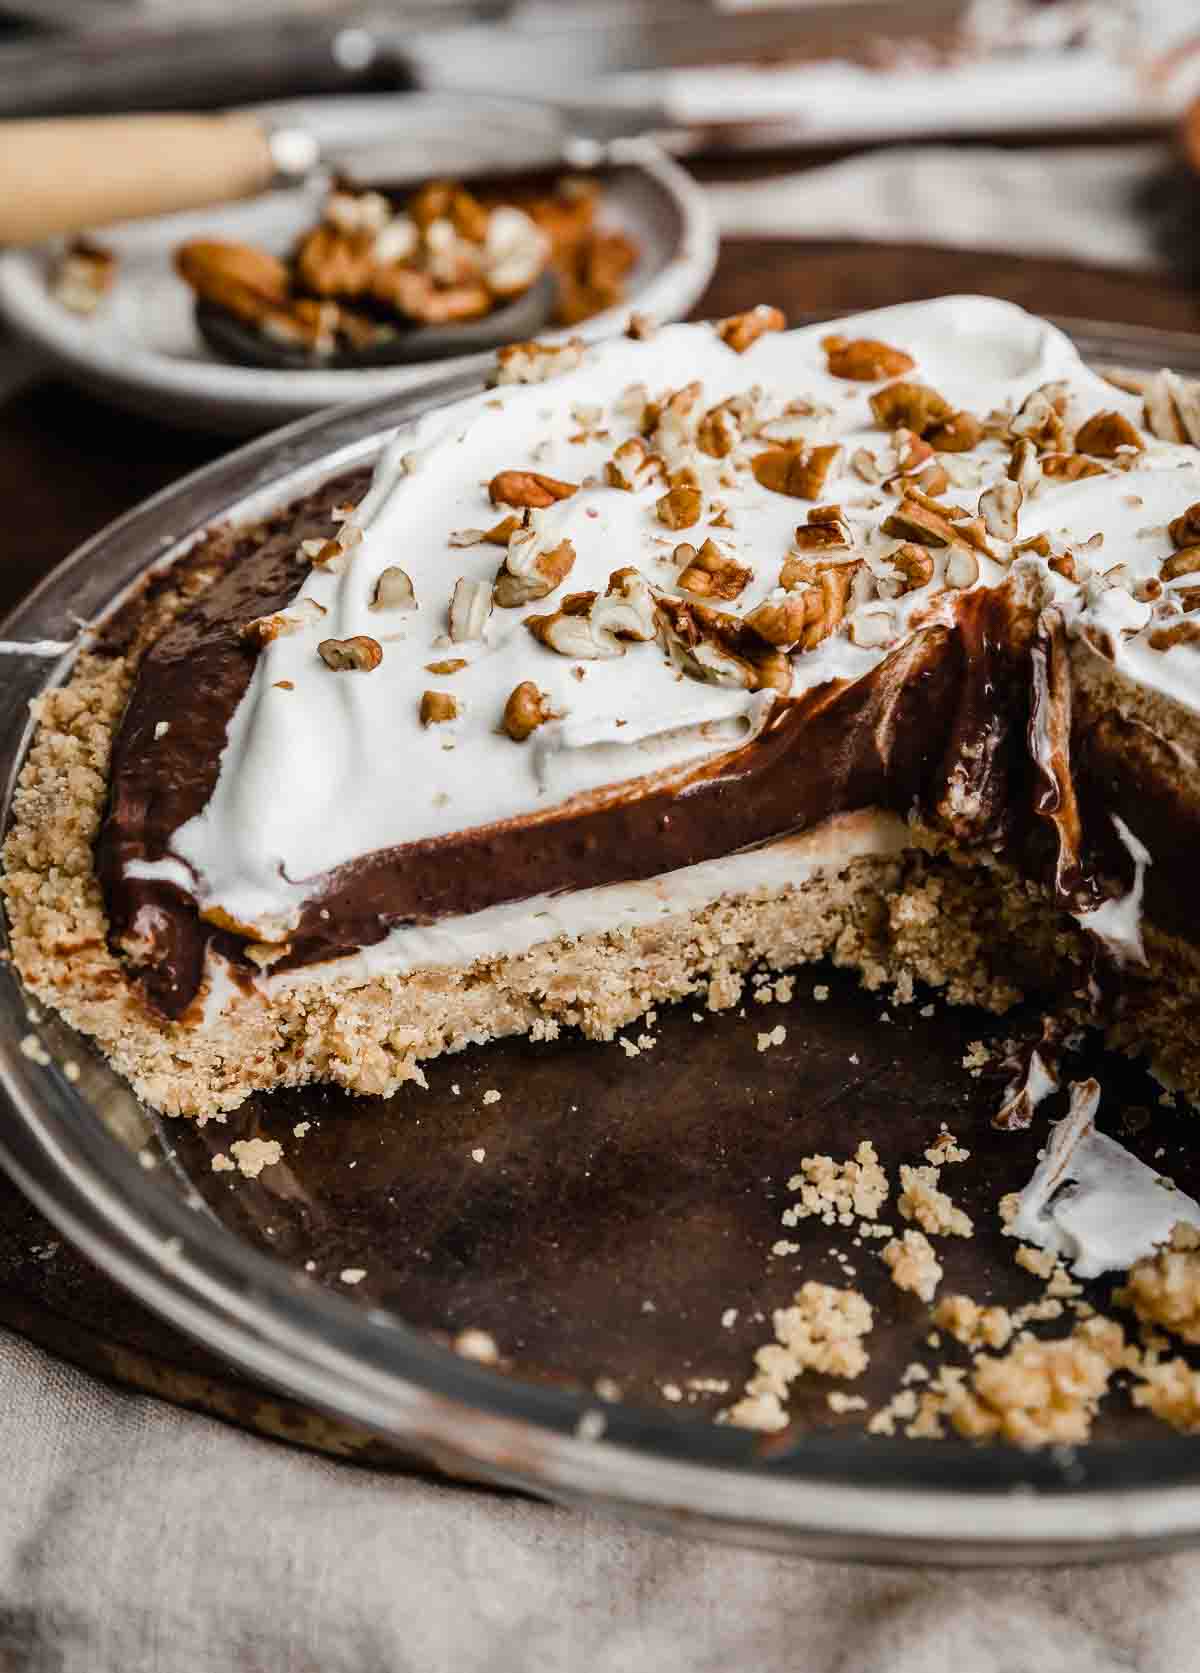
5 0 1200 603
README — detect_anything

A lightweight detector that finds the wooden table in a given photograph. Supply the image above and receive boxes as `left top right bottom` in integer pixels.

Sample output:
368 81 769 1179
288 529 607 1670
2 213 1198 1445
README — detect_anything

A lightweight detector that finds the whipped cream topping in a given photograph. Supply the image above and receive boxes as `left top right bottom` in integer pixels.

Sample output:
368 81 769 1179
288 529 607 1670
127 296 1200 942
1009 1078 1200 1278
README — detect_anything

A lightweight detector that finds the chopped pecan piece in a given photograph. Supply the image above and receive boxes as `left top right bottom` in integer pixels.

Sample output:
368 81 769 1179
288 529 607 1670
1148 621 1200 651
1075 410 1143 458
716 305 785 353
494 511 576 607
1014 532 1052 559
1169 503 1200 549
676 539 752 601
420 690 460 726
626 311 656 340
370 267 491 324
502 681 553 740
979 480 1022 542
886 543 935 592
426 657 468 675
370 566 417 610
869 381 953 437
1008 438 1042 495
241 596 327 647
604 435 664 491
927 411 983 453
881 498 954 547
696 402 742 459
293 223 377 298
752 442 841 500
656 595 790 692
791 506 853 556
884 461 951 498
449 577 493 642
492 336 586 386
488 469 578 509
1040 453 1106 481
1048 551 1078 582
176 239 291 322
1011 382 1071 453
945 548 980 590
656 484 703 530
527 568 656 659
821 334 915 381
750 564 859 651
318 635 383 671
1163 546 1200 581
850 447 884 484
52 238 117 315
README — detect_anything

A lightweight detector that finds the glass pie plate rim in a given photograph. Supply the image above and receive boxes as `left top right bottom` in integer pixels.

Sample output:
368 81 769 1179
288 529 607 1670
5 314 1200 1567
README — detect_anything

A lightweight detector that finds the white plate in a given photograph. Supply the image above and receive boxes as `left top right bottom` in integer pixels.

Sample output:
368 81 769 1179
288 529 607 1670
0 93 717 435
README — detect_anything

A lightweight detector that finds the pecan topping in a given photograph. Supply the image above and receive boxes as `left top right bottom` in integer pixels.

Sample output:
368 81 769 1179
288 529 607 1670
1007 438 1042 495
1040 453 1106 481
788 505 854 560
696 401 742 459
884 457 951 497
318 635 383 671
241 596 327 647
420 690 459 726
1162 546 1200 581
1048 551 1078 582
656 484 703 530
176 239 290 323
676 539 752 601
1011 382 1071 453
885 543 935 593
927 411 983 453
752 442 841 500
716 305 785 353
626 311 656 340
294 223 376 298
1169 503 1200 548
370 566 417 610
527 568 656 659
502 681 553 740
492 336 586 386
657 595 790 693
752 564 860 651
979 480 1022 543
1075 410 1143 458
821 334 915 381
869 381 953 437
945 548 980 590
449 577 493 642
1148 621 1200 651
494 511 577 607
488 469 578 509
881 498 954 547
604 436 664 491
426 657 468 674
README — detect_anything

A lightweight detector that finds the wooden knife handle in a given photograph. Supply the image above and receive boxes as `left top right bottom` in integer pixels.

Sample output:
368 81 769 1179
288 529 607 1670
0 113 277 246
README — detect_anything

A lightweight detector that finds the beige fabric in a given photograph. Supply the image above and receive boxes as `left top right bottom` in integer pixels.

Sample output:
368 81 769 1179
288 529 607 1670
0 1325 1192 1672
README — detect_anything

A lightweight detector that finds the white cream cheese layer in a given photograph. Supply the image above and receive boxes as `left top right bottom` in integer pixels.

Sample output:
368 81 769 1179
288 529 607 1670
128 296 1200 941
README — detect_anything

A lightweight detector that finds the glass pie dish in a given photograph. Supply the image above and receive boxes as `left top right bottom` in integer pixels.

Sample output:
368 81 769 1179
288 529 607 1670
6 319 1200 1566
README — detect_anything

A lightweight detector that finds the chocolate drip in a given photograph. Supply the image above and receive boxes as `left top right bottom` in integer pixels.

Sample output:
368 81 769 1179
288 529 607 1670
94 483 1166 1021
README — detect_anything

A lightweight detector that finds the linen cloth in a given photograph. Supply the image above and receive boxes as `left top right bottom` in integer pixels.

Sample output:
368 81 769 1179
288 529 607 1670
0 1325 1193 1673
707 143 1170 271
6 139 1200 1672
